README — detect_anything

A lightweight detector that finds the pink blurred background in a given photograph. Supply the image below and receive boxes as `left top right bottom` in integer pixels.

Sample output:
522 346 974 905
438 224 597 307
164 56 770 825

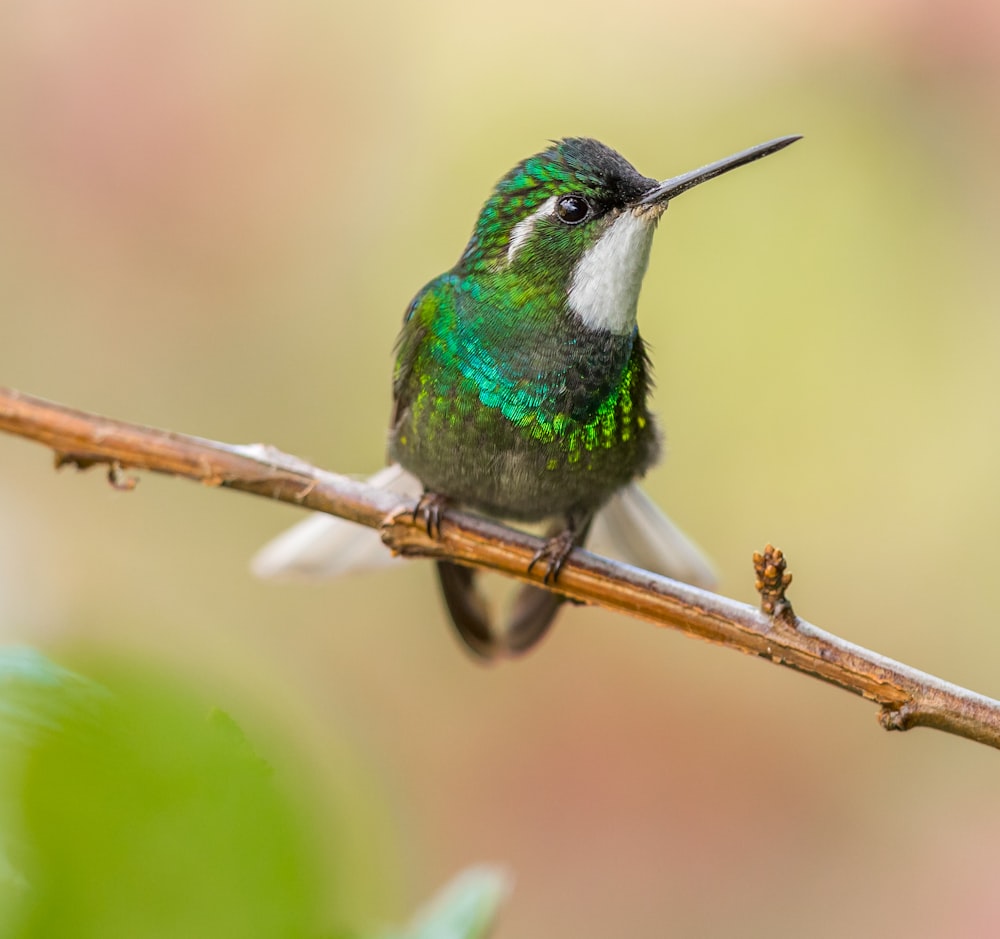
2 0 1000 934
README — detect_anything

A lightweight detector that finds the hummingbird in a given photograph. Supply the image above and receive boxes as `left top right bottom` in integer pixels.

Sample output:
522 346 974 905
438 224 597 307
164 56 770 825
253 134 800 659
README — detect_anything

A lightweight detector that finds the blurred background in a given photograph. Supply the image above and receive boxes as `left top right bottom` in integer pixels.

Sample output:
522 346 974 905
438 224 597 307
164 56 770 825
1 0 1000 935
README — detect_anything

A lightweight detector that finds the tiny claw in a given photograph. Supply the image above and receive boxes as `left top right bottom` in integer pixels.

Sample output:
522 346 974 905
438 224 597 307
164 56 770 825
527 529 577 586
413 492 448 539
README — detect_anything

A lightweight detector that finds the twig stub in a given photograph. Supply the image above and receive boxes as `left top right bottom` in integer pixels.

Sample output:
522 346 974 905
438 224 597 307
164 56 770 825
879 702 917 732
754 543 795 623
108 461 139 492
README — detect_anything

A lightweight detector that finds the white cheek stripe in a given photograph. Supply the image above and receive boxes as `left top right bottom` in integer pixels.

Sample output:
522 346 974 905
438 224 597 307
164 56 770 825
567 210 656 335
505 195 557 265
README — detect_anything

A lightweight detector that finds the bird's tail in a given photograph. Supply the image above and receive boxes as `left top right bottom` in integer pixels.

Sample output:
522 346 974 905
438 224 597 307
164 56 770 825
435 515 593 661
436 561 567 660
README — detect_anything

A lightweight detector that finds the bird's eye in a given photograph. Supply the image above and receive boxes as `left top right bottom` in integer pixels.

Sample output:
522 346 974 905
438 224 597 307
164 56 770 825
555 194 590 225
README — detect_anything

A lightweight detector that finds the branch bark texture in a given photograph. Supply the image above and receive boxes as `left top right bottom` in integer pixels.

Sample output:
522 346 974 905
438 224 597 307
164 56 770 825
2 385 999 749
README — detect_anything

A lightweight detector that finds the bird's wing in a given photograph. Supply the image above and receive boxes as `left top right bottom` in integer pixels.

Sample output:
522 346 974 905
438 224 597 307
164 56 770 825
250 463 422 579
589 482 716 589
389 283 436 433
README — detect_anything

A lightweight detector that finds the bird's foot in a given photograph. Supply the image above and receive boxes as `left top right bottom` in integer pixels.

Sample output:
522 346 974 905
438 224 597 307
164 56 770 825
413 491 449 539
527 528 578 585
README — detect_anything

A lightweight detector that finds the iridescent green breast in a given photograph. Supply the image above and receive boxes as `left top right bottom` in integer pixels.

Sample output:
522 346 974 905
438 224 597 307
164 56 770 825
388 277 660 520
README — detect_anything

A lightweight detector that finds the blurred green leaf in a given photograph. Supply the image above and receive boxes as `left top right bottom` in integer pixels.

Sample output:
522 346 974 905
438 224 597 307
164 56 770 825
0 648 508 939
0 650 326 939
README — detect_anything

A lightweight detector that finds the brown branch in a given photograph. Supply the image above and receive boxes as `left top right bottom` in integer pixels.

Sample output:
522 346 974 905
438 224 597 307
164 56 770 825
2 385 999 750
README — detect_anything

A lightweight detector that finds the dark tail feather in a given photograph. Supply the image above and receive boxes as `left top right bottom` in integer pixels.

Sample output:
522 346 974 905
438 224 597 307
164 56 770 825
506 584 565 654
436 561 565 660
436 561 497 659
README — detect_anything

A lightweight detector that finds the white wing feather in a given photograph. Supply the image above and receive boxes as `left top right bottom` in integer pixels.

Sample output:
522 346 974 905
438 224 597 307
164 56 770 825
589 483 716 588
251 464 422 579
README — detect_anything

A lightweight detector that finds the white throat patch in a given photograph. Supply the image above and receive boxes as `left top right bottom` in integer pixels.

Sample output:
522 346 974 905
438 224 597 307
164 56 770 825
567 210 656 335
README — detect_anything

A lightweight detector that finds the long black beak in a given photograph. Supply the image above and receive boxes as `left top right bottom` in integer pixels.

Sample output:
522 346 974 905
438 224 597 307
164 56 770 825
637 135 801 207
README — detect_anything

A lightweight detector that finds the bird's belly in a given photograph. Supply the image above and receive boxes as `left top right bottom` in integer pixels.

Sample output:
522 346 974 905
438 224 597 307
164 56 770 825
389 395 659 522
